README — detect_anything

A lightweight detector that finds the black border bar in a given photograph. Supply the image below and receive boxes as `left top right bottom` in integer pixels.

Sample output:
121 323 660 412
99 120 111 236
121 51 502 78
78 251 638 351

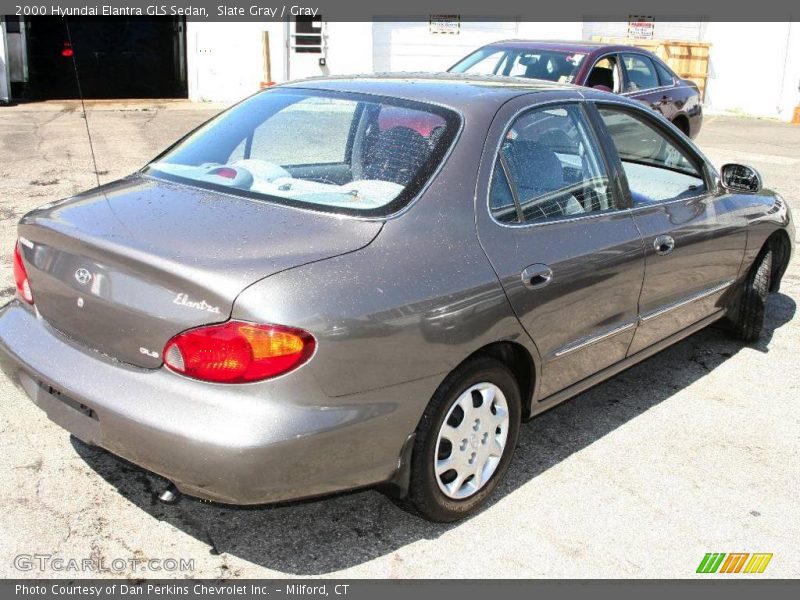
2 581 800 600
0 0 798 21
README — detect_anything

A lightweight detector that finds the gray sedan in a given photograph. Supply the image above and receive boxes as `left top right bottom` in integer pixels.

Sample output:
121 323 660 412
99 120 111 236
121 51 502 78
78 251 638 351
1 74 793 521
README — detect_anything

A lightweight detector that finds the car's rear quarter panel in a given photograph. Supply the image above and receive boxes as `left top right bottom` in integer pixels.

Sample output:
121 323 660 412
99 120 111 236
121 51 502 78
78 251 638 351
231 100 539 483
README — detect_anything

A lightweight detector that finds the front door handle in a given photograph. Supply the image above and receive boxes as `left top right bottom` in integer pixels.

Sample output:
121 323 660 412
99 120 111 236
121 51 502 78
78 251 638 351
521 264 553 289
654 235 676 255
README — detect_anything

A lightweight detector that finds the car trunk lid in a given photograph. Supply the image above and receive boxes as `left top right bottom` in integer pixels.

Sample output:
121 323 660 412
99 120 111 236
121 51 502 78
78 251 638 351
18 175 382 368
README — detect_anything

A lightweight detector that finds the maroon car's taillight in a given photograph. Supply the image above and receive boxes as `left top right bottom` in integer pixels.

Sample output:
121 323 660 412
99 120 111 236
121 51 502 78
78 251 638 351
13 242 34 305
163 321 315 383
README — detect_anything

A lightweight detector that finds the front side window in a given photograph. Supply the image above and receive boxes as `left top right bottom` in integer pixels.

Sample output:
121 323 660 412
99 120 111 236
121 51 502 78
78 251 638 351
146 89 459 217
622 53 659 92
586 56 620 92
489 104 615 225
598 107 705 204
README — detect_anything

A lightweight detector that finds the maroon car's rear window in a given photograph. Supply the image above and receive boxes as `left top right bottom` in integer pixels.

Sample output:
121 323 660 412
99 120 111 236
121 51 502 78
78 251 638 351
145 88 461 217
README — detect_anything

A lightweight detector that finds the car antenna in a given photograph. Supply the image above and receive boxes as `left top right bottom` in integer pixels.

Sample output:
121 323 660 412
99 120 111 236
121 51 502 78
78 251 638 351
64 18 102 188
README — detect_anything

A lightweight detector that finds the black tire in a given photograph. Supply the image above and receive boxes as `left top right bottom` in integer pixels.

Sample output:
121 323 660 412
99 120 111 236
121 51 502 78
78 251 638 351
672 117 690 137
731 249 772 342
404 356 521 522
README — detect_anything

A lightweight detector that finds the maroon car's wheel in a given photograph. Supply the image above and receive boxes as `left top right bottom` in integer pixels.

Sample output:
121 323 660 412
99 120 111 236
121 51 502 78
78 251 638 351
405 356 521 522
671 117 690 137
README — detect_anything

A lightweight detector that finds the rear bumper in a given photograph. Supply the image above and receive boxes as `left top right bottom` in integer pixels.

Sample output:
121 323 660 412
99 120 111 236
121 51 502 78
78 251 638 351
0 302 424 504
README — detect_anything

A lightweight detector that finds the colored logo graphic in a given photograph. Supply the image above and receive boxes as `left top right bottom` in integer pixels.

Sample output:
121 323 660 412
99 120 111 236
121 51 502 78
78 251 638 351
697 553 773 574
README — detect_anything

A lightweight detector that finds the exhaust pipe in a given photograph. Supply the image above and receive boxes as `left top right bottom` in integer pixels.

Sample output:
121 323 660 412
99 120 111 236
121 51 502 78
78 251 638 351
158 484 181 504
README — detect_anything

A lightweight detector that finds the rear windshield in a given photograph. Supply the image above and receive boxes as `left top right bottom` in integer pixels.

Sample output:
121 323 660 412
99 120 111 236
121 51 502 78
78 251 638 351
450 47 586 84
145 88 460 217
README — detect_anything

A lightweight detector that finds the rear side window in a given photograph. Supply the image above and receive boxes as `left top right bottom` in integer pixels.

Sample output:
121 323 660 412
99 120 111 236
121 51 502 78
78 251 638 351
622 53 659 92
653 60 675 86
489 104 616 225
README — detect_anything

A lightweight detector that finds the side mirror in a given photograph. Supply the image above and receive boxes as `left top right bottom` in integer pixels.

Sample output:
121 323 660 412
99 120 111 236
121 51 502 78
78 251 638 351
720 163 762 193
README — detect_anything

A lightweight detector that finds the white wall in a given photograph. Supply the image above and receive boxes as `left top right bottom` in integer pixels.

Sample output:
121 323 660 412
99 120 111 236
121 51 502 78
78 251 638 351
186 22 373 101
704 22 799 120
372 21 519 72
183 21 800 121
582 21 704 41
372 21 586 73
186 21 286 102
517 22 583 40
778 23 800 120
325 22 373 76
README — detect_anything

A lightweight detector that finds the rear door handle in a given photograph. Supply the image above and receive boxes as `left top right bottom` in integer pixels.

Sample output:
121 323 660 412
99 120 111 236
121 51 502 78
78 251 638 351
654 235 676 255
521 264 553 289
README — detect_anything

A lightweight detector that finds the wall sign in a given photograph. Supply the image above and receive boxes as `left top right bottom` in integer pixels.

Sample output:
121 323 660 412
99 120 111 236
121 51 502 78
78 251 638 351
627 16 655 39
429 15 461 35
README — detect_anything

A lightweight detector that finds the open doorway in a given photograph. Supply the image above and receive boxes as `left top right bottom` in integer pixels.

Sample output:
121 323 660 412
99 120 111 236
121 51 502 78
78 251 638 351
288 15 327 80
17 16 186 100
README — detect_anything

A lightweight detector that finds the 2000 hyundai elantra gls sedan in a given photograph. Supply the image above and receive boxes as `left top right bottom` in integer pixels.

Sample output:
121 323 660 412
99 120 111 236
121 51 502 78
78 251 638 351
1 74 793 522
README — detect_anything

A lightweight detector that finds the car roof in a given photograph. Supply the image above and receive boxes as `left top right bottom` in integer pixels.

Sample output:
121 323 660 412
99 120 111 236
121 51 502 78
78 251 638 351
280 72 584 113
478 39 644 54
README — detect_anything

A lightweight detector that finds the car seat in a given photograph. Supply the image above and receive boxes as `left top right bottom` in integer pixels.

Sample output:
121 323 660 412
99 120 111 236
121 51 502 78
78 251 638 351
362 126 431 186
586 66 614 90
501 140 584 219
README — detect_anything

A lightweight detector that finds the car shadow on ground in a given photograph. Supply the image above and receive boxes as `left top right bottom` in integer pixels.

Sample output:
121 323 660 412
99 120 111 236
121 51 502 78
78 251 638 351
72 292 795 576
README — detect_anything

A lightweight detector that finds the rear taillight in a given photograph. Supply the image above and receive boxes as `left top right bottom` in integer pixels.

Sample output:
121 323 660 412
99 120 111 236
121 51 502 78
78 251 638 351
13 242 34 305
163 321 315 383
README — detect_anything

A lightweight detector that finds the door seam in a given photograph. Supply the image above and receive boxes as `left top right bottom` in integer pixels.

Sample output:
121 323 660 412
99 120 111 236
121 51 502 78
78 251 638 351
625 209 648 357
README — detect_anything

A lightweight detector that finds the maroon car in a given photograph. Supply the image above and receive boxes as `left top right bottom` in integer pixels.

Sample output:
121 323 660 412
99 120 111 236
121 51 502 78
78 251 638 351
449 40 703 138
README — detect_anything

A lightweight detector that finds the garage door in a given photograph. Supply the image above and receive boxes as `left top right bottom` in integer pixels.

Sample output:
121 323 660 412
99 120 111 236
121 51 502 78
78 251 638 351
373 21 519 72
22 17 186 100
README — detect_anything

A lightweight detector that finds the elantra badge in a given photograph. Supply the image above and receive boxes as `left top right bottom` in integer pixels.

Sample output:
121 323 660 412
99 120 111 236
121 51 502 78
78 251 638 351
173 293 221 314
74 268 92 285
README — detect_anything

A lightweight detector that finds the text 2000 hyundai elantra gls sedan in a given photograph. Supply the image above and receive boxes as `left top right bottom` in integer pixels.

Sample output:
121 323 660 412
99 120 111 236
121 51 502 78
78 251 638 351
1 75 793 521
